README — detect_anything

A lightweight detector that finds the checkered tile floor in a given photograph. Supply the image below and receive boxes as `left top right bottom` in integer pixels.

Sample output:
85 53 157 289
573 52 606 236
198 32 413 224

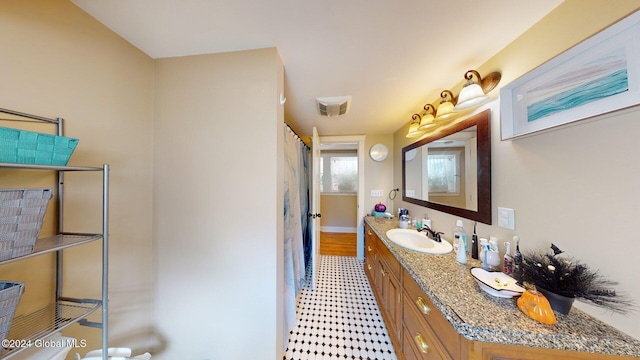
284 256 397 360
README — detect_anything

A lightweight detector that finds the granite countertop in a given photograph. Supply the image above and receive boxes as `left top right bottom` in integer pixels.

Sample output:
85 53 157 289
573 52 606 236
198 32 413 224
364 216 640 358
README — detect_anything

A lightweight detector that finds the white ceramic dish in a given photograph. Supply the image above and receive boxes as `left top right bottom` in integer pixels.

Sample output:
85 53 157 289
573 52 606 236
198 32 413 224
470 267 525 298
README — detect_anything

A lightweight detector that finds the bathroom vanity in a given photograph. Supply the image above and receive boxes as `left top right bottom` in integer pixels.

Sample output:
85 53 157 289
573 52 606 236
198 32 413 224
364 216 640 360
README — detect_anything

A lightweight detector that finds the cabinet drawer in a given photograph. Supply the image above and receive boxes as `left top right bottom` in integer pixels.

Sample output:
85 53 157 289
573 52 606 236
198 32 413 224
403 271 460 359
365 223 376 254
403 296 451 360
375 235 401 279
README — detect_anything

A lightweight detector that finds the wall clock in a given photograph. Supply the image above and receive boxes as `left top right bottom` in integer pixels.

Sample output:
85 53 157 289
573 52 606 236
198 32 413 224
369 144 388 162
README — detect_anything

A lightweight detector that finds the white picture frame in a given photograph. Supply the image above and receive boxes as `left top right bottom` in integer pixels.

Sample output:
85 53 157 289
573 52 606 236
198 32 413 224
500 10 640 140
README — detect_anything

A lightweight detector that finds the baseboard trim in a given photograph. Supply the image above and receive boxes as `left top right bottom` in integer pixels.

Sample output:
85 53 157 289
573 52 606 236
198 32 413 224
320 226 357 233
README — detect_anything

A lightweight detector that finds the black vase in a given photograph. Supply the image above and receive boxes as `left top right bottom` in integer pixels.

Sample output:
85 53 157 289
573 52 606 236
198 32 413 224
538 287 575 315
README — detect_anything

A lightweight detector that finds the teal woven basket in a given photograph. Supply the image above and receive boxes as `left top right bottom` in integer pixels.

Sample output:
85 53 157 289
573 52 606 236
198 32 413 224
0 126 78 165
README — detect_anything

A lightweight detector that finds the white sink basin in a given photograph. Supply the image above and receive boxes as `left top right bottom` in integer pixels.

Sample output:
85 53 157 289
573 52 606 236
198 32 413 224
385 228 453 254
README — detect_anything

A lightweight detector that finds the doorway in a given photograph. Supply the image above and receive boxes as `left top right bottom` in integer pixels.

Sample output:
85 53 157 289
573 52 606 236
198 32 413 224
316 135 366 260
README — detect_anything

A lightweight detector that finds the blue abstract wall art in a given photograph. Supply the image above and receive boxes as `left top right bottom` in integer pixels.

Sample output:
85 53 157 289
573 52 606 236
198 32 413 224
526 49 629 122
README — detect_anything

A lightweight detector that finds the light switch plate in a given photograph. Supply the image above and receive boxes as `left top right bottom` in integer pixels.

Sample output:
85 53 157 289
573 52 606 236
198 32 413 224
498 207 515 230
371 189 383 197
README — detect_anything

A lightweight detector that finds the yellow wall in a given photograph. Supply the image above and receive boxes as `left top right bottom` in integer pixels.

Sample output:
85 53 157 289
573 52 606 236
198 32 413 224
364 134 395 216
394 1 640 339
153 48 284 359
0 0 155 356
321 194 357 230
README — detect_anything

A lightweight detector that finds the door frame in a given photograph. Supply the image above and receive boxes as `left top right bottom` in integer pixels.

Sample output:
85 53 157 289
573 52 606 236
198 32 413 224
318 135 366 261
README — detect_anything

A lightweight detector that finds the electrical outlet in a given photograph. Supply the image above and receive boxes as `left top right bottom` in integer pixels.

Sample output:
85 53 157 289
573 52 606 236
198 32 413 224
370 189 383 197
498 207 515 230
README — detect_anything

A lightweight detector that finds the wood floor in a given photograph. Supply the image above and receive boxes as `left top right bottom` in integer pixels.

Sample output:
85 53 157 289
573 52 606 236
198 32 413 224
319 232 357 256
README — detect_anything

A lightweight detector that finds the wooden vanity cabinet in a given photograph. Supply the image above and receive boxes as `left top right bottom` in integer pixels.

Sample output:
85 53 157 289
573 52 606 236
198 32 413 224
403 271 462 360
364 223 403 356
402 296 452 360
376 240 402 342
399 261 635 360
364 223 376 285
365 220 637 360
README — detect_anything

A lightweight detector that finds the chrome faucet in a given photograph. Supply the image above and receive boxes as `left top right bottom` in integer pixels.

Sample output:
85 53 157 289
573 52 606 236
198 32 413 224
417 225 443 242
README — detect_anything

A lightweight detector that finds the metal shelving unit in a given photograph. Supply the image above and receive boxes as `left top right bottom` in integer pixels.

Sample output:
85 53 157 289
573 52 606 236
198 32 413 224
0 108 108 360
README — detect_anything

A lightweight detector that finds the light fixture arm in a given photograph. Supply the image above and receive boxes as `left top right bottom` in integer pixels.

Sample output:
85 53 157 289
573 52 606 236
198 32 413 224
440 90 455 105
464 70 501 94
423 104 435 115
411 113 422 123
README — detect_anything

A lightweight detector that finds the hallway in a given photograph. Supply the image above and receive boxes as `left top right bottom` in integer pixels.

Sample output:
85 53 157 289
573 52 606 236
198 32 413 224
283 256 397 360
319 232 357 257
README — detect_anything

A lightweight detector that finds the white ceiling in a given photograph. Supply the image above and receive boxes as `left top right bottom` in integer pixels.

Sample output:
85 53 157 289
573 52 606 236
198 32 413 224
72 0 563 137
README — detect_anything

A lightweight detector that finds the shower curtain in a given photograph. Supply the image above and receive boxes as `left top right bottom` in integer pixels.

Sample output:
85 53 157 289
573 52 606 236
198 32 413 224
283 125 310 335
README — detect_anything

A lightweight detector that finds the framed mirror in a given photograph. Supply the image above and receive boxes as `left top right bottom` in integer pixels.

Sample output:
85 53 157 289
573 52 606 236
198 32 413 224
402 109 492 224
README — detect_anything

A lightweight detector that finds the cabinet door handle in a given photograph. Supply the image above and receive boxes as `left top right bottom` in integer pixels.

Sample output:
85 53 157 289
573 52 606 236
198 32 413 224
381 268 387 277
414 333 429 354
416 297 431 315
367 263 372 270
367 231 372 236
367 246 373 252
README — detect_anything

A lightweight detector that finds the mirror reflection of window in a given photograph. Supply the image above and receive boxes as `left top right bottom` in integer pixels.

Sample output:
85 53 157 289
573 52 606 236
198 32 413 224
427 152 460 194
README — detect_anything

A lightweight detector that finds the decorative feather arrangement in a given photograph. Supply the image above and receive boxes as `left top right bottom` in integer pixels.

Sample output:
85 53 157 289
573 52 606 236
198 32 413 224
520 244 635 314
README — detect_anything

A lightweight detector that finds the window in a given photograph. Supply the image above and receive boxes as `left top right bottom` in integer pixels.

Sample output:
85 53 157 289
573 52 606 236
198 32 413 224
320 152 358 193
427 153 460 194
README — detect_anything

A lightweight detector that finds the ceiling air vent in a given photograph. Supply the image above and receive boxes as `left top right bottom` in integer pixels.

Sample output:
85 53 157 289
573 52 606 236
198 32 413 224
316 96 351 117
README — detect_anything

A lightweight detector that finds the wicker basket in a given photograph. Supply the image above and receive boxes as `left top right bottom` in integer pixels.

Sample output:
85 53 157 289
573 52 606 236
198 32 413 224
0 188 52 261
0 281 24 344
0 126 79 166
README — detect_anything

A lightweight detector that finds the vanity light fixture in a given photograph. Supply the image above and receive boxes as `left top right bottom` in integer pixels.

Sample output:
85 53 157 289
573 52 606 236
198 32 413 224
418 104 437 130
406 114 425 138
434 90 459 121
454 70 502 110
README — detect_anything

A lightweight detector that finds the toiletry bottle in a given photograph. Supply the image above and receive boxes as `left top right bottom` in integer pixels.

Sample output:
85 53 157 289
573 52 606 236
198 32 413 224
513 236 522 282
456 237 467 264
482 244 490 271
454 220 467 264
486 246 500 271
423 213 431 229
503 242 513 275
399 215 409 229
471 221 479 259
454 220 468 252
479 238 488 266
489 236 498 251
